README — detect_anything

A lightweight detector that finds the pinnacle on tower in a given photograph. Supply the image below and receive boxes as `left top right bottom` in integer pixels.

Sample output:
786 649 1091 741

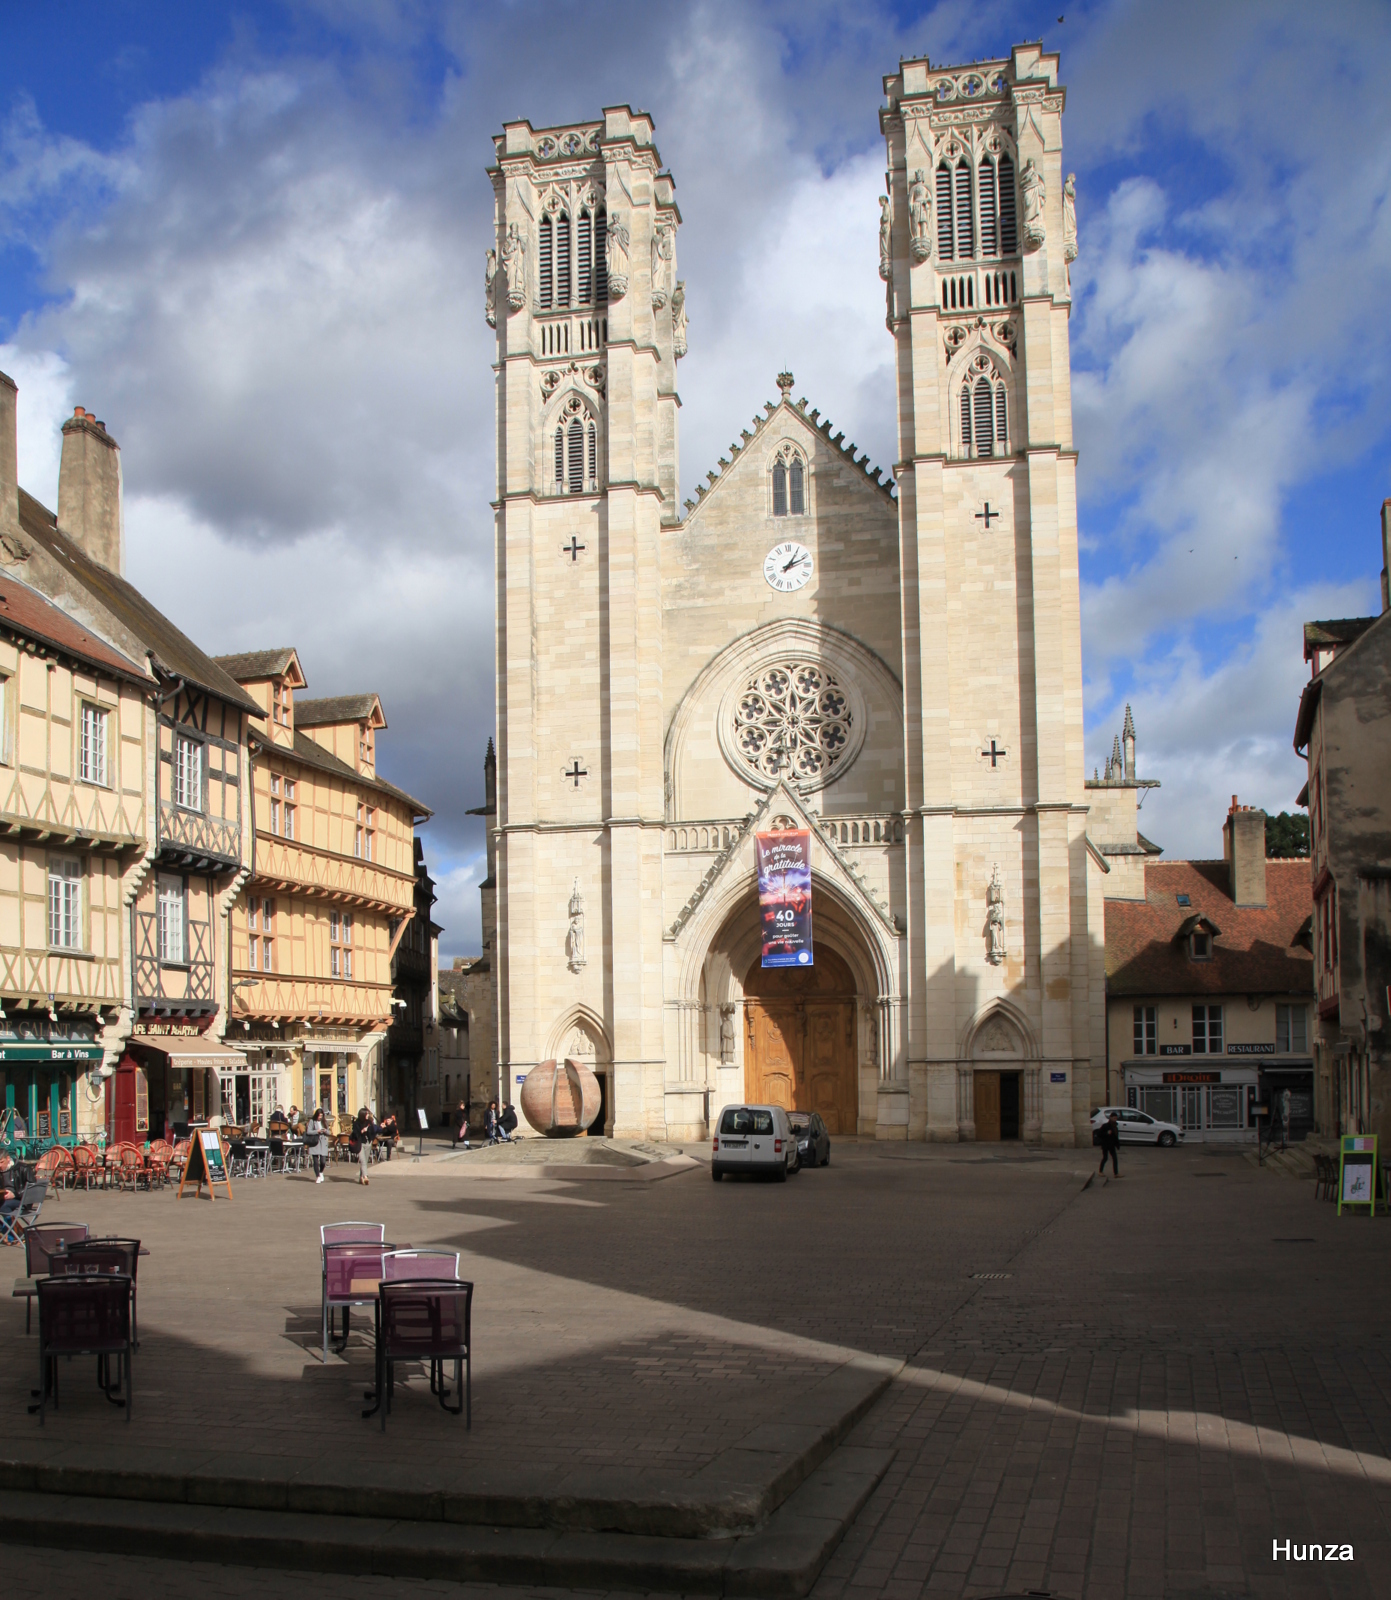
776 371 794 398
1122 703 1135 739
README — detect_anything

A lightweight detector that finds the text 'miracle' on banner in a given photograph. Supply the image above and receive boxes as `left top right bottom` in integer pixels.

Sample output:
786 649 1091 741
755 828 813 968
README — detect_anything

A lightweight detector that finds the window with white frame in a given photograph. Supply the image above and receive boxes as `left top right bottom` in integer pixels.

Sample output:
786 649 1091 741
261 898 275 972
1192 1005 1223 1054
158 874 186 963
354 804 375 862
330 908 353 980
79 702 109 786
269 773 281 836
1276 1003 1308 1053
1132 1005 1157 1056
48 857 82 949
283 778 296 840
247 897 258 970
959 353 1009 458
174 734 203 810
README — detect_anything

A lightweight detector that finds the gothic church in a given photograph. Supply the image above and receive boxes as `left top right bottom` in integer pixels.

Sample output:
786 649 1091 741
483 44 1103 1143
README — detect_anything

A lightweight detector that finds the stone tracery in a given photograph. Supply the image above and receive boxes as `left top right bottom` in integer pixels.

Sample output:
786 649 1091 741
732 663 855 787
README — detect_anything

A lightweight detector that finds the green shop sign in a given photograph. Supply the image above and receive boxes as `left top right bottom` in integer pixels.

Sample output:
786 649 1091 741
0 1044 103 1063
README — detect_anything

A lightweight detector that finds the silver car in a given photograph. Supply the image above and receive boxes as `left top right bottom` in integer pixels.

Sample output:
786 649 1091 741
1091 1106 1183 1147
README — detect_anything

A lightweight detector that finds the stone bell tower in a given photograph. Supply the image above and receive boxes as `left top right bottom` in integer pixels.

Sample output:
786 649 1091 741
880 45 1103 1143
487 109 681 1134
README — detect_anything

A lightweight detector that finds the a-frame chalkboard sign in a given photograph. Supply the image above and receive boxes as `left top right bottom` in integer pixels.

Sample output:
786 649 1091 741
1337 1134 1377 1217
178 1127 234 1201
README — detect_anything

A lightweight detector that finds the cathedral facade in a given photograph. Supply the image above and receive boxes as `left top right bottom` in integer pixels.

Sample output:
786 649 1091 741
484 43 1104 1144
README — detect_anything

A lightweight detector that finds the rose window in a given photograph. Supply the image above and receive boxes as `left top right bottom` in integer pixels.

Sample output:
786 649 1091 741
732 663 854 785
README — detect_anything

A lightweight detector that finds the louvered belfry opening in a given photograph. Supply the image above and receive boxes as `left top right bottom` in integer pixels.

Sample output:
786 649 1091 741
554 426 565 489
953 161 974 260
935 148 1018 266
973 377 995 457
789 460 805 515
554 212 571 308
936 164 954 260
567 417 585 492
997 155 1017 254
772 462 788 517
961 383 973 455
577 210 593 304
539 215 554 307
978 157 999 257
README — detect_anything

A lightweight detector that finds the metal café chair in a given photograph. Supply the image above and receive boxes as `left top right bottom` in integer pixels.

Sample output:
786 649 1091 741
60 1238 142 1347
322 1239 396 1364
31 1273 134 1424
369 1278 473 1431
18 1222 90 1333
0 1181 49 1246
381 1249 462 1283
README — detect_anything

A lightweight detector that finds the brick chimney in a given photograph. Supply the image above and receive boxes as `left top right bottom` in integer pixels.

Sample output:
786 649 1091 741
58 406 124 575
1223 795 1267 907
0 371 18 542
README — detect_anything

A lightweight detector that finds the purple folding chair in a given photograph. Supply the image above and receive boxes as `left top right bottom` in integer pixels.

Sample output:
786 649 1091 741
31 1274 133 1424
370 1279 473 1431
322 1239 394 1363
321 1222 385 1251
19 1224 89 1333
380 1249 462 1283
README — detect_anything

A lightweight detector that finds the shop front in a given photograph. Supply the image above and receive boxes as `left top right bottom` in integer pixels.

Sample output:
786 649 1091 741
0 1022 103 1147
111 1022 248 1142
1123 1063 1260 1143
1258 1062 1316 1142
300 1037 380 1122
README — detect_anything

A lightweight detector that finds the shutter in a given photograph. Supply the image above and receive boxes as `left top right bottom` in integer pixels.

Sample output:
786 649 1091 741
974 377 994 456
999 155 1018 254
961 385 973 454
554 426 564 487
568 418 584 492
772 463 787 517
954 162 974 259
978 158 998 257
789 460 804 515
587 421 596 486
936 165 954 261
995 384 1007 452
555 213 571 307
577 211 592 304
595 208 608 303
539 216 553 308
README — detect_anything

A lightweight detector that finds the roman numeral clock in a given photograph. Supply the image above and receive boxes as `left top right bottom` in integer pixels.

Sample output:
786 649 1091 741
764 541 813 593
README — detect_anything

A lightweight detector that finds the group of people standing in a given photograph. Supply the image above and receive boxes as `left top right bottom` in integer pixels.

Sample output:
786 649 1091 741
452 1098 517 1148
301 1105 397 1185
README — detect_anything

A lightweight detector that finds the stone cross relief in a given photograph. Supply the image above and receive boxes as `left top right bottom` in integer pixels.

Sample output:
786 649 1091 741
566 878 586 973
985 865 1007 965
907 169 933 262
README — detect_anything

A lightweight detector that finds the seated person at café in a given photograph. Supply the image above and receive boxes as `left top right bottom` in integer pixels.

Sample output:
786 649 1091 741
377 1111 399 1158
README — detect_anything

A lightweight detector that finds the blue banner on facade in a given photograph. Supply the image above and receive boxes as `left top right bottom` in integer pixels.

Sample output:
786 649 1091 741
756 828 813 968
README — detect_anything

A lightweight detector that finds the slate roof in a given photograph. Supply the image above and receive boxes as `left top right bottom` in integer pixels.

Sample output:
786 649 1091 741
212 648 299 681
1303 617 1375 661
18 489 262 716
295 694 383 728
249 726 432 820
682 391 895 520
1105 859 1314 998
0 573 149 685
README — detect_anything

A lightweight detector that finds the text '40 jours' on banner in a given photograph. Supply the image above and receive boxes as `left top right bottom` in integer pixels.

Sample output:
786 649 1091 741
756 828 813 968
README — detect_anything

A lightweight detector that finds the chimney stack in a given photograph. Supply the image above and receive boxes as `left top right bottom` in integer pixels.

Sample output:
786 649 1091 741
1223 795 1267 908
0 371 18 542
58 407 124 575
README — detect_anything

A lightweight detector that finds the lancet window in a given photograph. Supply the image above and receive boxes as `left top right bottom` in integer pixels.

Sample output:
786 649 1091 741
959 354 1010 459
771 446 807 517
935 144 1017 262
539 191 607 311
552 395 600 495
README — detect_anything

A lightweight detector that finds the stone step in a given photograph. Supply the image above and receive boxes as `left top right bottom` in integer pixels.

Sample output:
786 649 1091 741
0 1445 894 1598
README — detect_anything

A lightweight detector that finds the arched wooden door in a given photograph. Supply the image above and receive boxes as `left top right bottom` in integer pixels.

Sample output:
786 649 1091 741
743 947 858 1135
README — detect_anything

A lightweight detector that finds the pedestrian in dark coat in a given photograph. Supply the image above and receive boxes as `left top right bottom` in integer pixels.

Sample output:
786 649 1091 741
1098 1111 1121 1177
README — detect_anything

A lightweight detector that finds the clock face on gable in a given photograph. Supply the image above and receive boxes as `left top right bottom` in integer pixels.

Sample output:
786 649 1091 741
763 541 813 593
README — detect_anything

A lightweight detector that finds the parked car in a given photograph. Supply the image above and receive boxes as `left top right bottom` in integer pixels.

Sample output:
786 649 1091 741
787 1111 830 1168
711 1105 799 1181
1090 1106 1183 1147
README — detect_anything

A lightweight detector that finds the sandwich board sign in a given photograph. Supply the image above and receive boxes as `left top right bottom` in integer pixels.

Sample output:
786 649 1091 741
1337 1134 1377 1217
178 1127 234 1201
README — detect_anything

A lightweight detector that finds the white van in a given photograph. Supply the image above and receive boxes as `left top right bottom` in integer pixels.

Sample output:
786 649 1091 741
711 1105 798 1181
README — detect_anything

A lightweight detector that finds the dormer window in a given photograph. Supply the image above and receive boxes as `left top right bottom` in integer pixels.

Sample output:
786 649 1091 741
1190 931 1211 960
359 723 374 765
273 680 291 728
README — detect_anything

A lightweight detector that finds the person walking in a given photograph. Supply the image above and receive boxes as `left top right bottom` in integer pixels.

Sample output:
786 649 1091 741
1097 1110 1121 1178
307 1107 329 1184
351 1106 377 1186
453 1097 470 1149
484 1100 499 1145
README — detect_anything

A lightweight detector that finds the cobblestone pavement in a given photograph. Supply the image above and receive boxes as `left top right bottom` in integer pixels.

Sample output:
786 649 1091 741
6 1139 1389 1598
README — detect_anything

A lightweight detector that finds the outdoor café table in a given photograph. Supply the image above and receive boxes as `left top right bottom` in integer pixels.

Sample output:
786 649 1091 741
283 1139 305 1174
244 1142 270 1178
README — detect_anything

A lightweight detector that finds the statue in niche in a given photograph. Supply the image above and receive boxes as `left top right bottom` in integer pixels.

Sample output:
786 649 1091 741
907 169 933 262
718 1003 736 1065
1020 159 1046 251
671 279 688 359
985 865 1007 964
500 222 527 311
651 222 674 309
484 248 498 328
566 878 586 972
878 194 892 281
1062 172 1078 293
606 214 630 300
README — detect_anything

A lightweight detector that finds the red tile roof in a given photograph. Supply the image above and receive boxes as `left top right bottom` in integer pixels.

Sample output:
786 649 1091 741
0 575 148 685
1105 859 1313 997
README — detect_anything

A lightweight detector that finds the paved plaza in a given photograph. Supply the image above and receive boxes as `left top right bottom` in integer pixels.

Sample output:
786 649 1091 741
3 1137 1389 1599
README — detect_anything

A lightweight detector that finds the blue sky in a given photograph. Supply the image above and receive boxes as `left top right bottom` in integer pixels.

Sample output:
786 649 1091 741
1 0 1387 954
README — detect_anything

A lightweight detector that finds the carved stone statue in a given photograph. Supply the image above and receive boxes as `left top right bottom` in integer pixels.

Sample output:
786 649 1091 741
606 214 630 300
566 877 586 972
907 169 932 263
484 248 498 328
1062 172 1078 264
985 865 1007 964
718 1002 736 1064
1020 159 1046 251
671 279 688 359
878 194 892 281
651 222 674 309
500 222 527 312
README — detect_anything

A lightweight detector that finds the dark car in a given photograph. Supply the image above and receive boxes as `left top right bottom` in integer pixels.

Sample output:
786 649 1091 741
788 1111 830 1168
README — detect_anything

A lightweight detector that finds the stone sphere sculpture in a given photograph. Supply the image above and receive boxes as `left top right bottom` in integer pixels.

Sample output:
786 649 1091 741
520 1058 602 1137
